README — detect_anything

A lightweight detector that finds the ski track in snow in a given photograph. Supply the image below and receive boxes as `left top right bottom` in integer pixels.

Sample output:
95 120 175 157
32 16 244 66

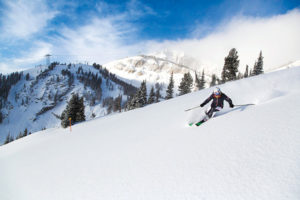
0 66 300 199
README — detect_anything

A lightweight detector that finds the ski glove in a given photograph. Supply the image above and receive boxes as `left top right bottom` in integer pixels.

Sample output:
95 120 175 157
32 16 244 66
200 103 205 107
230 103 234 108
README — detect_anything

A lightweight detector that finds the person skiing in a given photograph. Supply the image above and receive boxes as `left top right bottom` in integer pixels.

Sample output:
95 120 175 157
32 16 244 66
196 87 234 125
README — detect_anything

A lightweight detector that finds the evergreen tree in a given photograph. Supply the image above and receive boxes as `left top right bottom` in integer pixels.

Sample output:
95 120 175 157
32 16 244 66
0 111 3 124
244 65 249 78
165 72 174 99
76 96 85 122
148 87 155 104
113 95 122 112
128 81 147 110
194 72 200 90
4 133 11 144
136 80 147 108
140 80 147 106
155 88 161 103
195 70 205 90
221 48 240 83
61 94 86 128
178 72 193 95
23 128 28 137
125 95 134 111
4 133 14 144
25 73 30 81
210 74 217 87
252 51 264 75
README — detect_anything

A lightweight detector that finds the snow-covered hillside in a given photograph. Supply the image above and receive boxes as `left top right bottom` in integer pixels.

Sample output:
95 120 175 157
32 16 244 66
0 63 137 141
1 66 300 200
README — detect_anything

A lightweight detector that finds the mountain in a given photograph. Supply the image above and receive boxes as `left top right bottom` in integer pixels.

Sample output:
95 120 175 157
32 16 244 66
1 65 300 200
0 63 137 142
103 51 199 92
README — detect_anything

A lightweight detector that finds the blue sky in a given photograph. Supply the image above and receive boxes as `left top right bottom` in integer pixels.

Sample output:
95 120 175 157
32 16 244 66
0 0 299 73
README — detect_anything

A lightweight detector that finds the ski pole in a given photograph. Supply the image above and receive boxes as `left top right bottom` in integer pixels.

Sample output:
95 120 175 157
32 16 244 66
185 105 201 112
234 103 255 107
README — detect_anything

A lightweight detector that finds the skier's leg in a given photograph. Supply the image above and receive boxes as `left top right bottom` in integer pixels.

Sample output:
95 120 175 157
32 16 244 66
205 107 215 120
196 107 214 125
195 106 221 126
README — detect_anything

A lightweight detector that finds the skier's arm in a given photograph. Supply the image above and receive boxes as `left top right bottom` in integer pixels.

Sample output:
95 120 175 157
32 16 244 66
200 94 213 107
223 93 234 107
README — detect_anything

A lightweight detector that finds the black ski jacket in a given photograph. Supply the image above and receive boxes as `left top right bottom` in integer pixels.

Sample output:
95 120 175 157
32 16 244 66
201 93 233 108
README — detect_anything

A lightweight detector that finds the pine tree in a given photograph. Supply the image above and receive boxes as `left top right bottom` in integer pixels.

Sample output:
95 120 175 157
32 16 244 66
194 72 200 90
178 72 193 95
16 132 23 140
113 95 122 112
125 95 135 110
128 81 147 110
23 128 28 137
155 88 161 103
76 96 85 122
165 72 174 99
0 111 3 124
252 51 264 75
140 81 147 106
61 94 86 128
244 65 249 78
4 133 11 144
195 70 205 90
136 80 147 108
221 48 240 83
210 74 217 87
148 87 155 104
25 73 30 81
4 133 14 144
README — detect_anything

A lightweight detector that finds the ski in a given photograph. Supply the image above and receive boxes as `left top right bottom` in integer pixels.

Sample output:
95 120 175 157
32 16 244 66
189 120 205 127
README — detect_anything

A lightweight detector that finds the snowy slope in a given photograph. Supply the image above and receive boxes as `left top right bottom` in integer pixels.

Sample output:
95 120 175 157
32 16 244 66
0 64 134 142
1 65 300 200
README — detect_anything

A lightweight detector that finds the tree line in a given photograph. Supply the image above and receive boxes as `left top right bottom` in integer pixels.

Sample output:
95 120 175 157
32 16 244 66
176 49 264 96
3 128 32 145
125 49 264 110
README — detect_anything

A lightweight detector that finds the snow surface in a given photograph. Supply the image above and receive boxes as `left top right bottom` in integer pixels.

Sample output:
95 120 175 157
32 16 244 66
0 66 300 200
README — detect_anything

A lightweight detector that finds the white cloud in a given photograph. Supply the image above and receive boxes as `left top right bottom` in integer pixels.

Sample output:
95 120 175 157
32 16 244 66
0 42 52 74
126 0 157 17
1 3 299 77
1 0 58 39
51 15 141 65
144 9 300 74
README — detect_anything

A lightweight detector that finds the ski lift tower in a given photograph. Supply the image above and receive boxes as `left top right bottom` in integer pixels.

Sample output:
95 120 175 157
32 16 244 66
45 54 51 66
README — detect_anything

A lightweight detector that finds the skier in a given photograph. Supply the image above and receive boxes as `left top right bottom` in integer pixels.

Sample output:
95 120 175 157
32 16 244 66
196 87 234 125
